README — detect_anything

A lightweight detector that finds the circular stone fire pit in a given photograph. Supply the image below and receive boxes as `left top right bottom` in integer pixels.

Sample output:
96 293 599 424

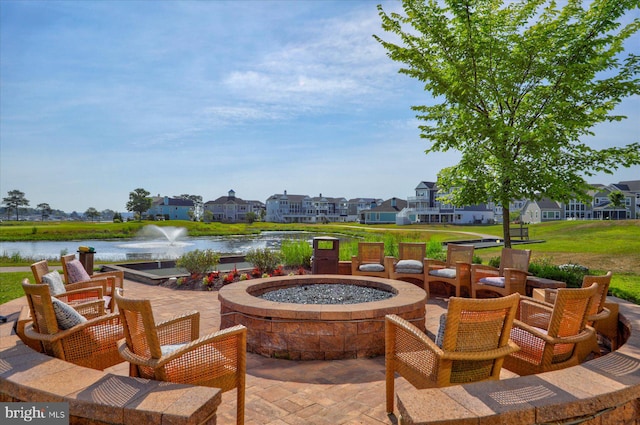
218 275 427 360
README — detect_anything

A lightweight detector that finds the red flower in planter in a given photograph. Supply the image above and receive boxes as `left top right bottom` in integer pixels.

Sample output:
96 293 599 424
297 266 306 275
251 268 262 278
272 266 285 276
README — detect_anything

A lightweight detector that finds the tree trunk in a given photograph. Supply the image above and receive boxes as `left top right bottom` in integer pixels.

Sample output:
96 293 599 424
502 205 511 248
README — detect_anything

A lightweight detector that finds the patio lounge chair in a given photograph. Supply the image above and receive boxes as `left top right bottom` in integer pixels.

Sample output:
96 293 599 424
386 242 427 288
471 248 531 298
31 260 113 315
114 290 247 425
351 242 389 278
503 283 598 376
22 280 124 370
61 253 124 307
536 271 613 360
385 293 520 413
425 244 474 297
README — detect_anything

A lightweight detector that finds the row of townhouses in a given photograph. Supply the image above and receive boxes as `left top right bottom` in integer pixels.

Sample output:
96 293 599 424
147 180 640 225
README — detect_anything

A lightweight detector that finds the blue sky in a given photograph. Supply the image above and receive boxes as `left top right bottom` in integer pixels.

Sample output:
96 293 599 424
1 1 638 213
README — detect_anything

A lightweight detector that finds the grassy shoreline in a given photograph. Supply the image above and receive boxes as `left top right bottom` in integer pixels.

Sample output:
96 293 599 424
2 219 639 304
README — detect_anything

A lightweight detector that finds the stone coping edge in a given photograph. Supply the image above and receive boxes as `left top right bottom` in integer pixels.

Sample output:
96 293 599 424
0 328 222 425
395 296 640 425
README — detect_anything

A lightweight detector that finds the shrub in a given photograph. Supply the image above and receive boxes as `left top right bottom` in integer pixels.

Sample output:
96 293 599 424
528 257 588 288
280 239 313 268
245 248 282 274
426 240 445 260
175 249 220 276
488 256 501 268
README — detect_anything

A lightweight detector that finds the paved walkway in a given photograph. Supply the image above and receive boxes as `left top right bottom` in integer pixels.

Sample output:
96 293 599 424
0 276 514 425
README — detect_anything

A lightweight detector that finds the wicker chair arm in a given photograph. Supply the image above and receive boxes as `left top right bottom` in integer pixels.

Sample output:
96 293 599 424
441 341 520 361
153 325 247 368
502 268 530 295
470 264 500 280
64 277 108 292
384 256 397 270
503 268 531 278
155 311 200 345
57 286 104 300
588 306 611 323
385 314 443 356
512 320 595 345
93 270 125 289
117 339 162 369
24 312 120 343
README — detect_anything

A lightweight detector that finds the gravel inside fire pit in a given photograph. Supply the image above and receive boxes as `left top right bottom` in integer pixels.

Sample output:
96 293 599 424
258 283 394 305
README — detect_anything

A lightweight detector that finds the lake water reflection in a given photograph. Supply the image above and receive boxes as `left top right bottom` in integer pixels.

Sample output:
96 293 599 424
1 231 326 262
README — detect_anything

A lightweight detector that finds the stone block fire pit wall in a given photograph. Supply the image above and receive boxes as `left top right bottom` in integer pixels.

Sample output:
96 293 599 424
218 275 427 360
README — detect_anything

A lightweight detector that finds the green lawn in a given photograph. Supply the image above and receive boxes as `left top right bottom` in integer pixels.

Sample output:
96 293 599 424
2 219 639 305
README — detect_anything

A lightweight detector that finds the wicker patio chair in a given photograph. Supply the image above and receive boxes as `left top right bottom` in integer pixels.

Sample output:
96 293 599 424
114 290 247 425
351 242 389 278
424 244 474 297
471 248 531 298
22 280 124 370
386 242 427 289
31 260 113 316
503 282 598 376
537 271 613 360
385 293 520 413
61 253 124 304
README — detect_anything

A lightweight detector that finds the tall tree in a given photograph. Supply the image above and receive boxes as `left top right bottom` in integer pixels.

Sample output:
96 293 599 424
2 190 30 221
375 0 639 247
177 194 203 221
85 207 100 222
126 188 152 221
37 203 52 221
608 190 625 220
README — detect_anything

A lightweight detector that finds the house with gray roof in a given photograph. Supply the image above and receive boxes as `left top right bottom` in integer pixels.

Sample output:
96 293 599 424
401 181 494 224
147 196 194 221
203 190 264 223
361 197 407 224
521 198 563 223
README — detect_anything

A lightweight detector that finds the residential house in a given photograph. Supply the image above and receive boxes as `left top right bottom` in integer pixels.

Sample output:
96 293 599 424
310 194 349 222
203 190 265 223
402 181 494 224
147 196 194 221
346 198 382 222
612 180 640 217
265 191 314 223
591 184 637 220
521 198 563 224
361 197 407 224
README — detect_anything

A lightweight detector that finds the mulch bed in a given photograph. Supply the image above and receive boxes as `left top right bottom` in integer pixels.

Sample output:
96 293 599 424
160 266 312 291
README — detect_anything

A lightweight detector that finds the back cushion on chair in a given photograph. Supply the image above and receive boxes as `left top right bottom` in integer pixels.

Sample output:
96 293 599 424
66 259 91 283
52 297 87 329
42 271 66 296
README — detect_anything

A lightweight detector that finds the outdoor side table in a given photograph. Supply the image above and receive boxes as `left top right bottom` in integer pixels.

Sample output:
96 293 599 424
526 276 567 297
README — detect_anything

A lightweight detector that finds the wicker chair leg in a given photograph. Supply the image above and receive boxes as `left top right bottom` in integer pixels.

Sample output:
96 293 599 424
385 320 396 414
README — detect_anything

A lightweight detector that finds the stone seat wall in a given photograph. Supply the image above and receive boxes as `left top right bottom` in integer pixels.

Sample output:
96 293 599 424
396 296 640 425
0 320 222 425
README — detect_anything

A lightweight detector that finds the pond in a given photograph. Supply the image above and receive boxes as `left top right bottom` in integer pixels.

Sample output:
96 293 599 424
1 231 331 262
